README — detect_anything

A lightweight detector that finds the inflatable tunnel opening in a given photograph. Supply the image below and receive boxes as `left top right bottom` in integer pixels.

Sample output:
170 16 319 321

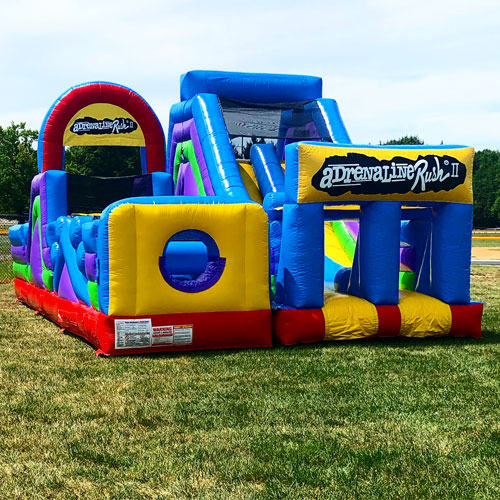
323 214 424 298
324 218 357 295
64 145 143 176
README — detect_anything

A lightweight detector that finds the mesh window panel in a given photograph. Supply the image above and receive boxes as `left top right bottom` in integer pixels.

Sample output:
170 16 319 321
219 98 332 141
66 174 153 214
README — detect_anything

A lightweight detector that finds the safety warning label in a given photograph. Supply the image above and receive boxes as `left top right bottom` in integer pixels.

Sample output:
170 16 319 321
115 318 152 349
173 325 193 345
114 320 193 348
152 325 174 345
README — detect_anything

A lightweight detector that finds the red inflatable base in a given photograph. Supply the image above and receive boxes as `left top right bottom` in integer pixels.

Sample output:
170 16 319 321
14 279 483 354
14 279 272 355
273 302 483 345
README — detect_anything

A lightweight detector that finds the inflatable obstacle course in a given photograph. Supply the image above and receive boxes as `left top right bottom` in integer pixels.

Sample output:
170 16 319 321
9 71 482 355
273 141 481 342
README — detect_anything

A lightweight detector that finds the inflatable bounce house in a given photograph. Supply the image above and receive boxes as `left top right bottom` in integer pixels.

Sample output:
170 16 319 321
9 71 483 355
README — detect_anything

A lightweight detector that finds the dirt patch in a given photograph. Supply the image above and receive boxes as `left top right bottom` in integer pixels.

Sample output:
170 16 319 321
471 246 500 260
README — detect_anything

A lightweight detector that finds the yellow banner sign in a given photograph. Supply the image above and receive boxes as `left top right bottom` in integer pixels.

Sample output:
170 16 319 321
63 103 145 147
297 144 474 204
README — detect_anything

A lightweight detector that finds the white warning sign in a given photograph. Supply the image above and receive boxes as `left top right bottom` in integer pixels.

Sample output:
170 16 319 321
115 318 152 349
173 325 193 345
114 320 193 349
152 325 174 345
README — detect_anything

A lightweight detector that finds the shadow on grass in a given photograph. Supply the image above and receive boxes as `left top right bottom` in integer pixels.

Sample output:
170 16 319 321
281 330 500 350
64 328 500 361
17 295 499 360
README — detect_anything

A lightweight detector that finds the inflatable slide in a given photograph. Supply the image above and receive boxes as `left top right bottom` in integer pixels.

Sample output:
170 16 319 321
9 71 483 355
167 73 417 294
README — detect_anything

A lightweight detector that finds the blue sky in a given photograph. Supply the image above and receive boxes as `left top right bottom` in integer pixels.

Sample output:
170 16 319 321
1 0 499 149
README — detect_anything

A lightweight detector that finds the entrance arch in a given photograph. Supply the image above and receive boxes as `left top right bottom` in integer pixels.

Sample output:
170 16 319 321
37 82 166 173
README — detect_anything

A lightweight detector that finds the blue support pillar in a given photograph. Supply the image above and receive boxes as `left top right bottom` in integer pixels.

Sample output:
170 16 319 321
349 201 401 305
430 203 472 304
140 146 148 174
276 203 324 309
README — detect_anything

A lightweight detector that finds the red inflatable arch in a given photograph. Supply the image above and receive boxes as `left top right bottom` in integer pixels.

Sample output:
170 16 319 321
38 82 166 173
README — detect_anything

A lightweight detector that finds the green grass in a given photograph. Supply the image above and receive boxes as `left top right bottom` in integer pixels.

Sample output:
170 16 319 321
0 259 12 282
0 234 13 282
0 270 500 499
0 234 12 261
472 239 500 247
472 233 500 247
0 232 11 248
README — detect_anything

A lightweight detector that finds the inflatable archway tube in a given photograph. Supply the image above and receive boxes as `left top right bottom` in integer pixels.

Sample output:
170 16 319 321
38 82 166 173
250 144 284 197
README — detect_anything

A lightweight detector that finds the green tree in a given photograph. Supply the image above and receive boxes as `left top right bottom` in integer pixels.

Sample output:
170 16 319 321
64 146 141 177
0 123 38 214
472 149 500 228
382 135 424 145
233 136 268 159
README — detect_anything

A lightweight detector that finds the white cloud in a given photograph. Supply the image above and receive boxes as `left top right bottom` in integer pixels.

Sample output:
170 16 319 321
1 0 499 149
327 68 500 148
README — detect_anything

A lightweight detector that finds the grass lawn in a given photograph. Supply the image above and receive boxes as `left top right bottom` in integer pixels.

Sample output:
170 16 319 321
0 234 13 283
0 269 499 499
472 232 500 248
0 260 12 283
472 239 500 248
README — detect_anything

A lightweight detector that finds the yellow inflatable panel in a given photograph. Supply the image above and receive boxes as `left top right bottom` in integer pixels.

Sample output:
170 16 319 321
324 222 352 268
324 204 360 211
399 290 452 338
107 202 270 316
238 161 263 204
63 103 146 147
297 143 474 204
323 292 379 340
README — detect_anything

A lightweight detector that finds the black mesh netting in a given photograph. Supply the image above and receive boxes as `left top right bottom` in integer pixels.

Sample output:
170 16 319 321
67 174 154 214
219 98 332 141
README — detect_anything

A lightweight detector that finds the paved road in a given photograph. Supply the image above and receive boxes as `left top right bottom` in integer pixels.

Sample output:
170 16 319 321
472 260 500 266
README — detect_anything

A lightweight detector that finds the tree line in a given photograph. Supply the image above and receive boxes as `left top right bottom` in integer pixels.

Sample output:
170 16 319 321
1 123 499 227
